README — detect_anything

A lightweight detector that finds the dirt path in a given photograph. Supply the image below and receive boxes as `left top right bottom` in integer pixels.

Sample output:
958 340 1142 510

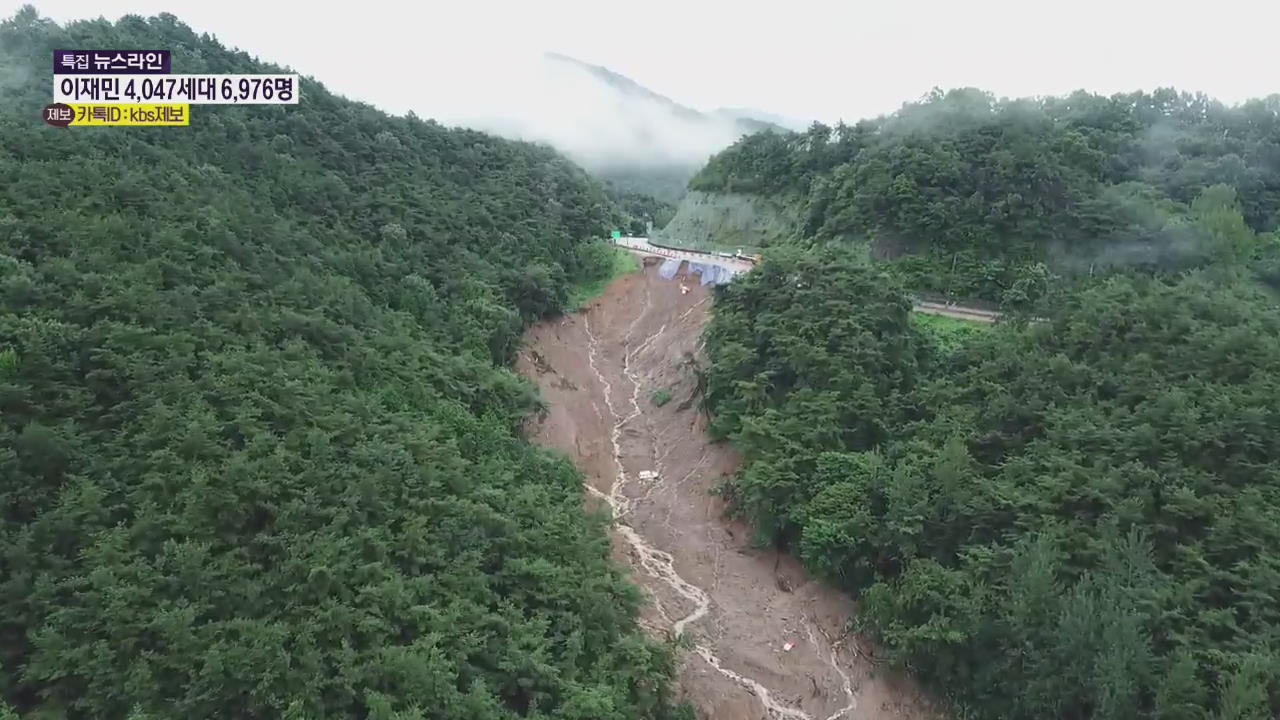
516 258 939 720
911 300 999 323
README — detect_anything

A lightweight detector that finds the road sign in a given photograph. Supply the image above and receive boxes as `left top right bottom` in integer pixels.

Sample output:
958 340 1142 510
610 230 621 240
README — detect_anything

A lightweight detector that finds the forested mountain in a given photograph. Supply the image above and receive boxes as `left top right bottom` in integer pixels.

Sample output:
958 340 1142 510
703 238 1280 714
604 183 677 235
543 54 783 137
698 83 1280 719
539 54 787 205
691 88 1280 300
0 8 688 719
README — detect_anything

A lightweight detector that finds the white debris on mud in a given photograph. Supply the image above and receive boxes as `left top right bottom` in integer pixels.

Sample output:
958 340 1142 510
517 259 939 720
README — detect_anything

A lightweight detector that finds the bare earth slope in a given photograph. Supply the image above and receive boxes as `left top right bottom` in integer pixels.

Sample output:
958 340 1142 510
516 258 938 720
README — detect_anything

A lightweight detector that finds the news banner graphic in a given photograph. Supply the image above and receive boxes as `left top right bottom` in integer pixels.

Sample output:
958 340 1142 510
56 74 300 104
55 49 170 74
43 49 299 128
43 104 188 128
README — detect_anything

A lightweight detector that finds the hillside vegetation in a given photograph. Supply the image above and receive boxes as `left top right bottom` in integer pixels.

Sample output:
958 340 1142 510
0 9 688 719
650 191 798 254
704 219 1280 715
691 88 1280 302
602 182 676 235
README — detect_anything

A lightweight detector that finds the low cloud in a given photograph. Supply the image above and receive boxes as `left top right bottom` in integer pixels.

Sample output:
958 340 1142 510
426 52 749 171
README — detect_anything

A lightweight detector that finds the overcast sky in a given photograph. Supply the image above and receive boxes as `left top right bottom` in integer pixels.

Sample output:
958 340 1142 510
11 0 1280 125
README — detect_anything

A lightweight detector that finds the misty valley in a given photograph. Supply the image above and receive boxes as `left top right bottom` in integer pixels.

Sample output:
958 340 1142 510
2 5 1280 720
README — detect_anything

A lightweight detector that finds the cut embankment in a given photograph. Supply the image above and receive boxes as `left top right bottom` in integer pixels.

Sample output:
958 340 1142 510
653 190 799 254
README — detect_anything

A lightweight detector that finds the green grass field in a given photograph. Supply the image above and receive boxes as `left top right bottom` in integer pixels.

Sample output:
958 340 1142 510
912 311 993 354
566 248 641 310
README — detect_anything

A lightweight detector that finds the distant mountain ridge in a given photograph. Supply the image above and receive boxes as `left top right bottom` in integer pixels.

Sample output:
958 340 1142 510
712 107 812 132
542 52 789 136
437 51 788 204
485 53 785 203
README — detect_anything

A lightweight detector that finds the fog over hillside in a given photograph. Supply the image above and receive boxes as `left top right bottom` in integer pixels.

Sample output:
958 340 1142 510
426 52 778 176
713 107 812 132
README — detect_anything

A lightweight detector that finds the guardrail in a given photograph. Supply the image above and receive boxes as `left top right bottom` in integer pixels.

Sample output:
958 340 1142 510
615 237 1005 323
913 290 1001 314
620 243 682 261
912 300 1001 323
645 236 709 255
617 238 752 268
618 237 757 268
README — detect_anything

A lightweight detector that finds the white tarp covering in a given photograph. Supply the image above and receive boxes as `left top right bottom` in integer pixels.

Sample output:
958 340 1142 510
657 258 740 285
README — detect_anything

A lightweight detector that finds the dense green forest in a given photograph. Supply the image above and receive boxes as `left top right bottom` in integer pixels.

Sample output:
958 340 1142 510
691 88 1280 301
601 182 675 235
700 91 1280 715
0 8 688 719
594 165 700 208
704 244 1280 719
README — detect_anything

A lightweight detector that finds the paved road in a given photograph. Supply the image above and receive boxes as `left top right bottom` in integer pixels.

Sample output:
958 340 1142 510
616 236 1002 323
912 300 1000 323
615 237 756 274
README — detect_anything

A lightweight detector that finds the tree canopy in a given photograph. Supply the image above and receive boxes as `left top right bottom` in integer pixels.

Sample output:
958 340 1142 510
0 9 687 719
705 244 1280 719
691 88 1280 301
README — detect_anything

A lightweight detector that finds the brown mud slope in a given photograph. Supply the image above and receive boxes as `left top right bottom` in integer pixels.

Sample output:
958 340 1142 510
516 258 940 720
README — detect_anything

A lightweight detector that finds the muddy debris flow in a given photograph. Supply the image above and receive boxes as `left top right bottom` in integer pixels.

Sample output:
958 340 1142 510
517 258 938 720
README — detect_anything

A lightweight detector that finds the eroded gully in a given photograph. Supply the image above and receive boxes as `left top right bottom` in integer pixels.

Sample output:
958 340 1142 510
517 262 936 720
